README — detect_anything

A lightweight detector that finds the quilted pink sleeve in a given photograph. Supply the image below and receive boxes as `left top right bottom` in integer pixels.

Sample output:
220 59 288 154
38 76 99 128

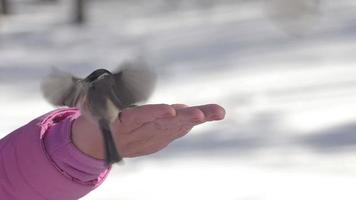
0 108 110 200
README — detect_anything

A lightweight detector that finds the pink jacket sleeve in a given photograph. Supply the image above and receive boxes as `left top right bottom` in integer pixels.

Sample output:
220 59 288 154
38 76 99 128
0 108 110 200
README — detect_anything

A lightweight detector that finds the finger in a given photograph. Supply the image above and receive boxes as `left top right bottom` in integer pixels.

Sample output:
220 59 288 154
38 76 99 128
130 107 204 140
125 108 198 143
171 104 188 109
191 104 225 121
162 105 224 138
155 106 206 130
117 104 176 132
122 106 221 157
175 106 206 124
124 105 224 141
170 104 225 123
119 104 225 158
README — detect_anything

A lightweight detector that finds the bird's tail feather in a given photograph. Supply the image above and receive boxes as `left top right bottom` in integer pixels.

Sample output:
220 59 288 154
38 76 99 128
98 118 122 165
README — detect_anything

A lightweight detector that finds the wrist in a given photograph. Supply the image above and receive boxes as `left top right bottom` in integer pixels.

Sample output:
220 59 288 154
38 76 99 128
71 115 106 160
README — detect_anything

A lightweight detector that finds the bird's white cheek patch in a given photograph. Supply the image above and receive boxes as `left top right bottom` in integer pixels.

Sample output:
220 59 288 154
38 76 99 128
106 99 120 121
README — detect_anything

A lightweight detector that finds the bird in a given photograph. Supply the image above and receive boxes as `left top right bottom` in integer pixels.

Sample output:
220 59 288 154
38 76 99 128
40 61 156 165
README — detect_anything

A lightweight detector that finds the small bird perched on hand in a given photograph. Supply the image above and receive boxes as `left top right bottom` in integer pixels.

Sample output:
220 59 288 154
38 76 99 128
41 61 156 165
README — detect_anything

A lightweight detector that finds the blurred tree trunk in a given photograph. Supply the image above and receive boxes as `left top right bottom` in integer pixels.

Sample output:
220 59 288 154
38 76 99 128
0 0 10 15
73 0 85 24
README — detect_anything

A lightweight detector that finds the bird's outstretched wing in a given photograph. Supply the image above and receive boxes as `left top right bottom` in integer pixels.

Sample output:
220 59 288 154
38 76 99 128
41 68 83 107
112 61 156 107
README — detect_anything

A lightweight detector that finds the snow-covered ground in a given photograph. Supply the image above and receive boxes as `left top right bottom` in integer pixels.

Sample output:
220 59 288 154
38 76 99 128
1 0 356 199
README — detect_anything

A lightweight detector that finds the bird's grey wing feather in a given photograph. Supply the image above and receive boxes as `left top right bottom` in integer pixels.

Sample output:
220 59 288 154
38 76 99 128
62 81 86 107
41 68 84 107
112 61 156 106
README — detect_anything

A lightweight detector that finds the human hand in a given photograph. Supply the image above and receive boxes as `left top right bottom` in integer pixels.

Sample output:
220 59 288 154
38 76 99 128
114 103 225 157
72 104 225 160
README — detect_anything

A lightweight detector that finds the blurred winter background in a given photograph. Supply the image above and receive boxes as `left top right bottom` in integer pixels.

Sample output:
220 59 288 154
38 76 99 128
1 0 356 199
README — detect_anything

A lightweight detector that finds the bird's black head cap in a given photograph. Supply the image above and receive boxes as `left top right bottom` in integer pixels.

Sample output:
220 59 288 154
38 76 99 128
85 68 112 82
